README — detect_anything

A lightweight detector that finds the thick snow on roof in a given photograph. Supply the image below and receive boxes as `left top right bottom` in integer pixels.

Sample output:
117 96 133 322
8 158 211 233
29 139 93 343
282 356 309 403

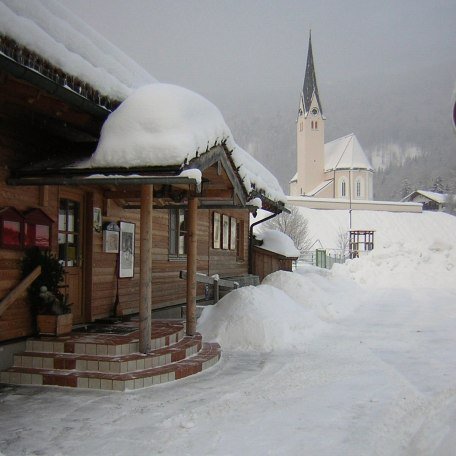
0 0 155 100
80 83 286 203
325 133 373 171
406 190 448 204
255 230 300 258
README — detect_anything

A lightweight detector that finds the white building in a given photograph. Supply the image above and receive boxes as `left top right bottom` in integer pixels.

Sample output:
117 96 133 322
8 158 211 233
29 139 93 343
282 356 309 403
289 33 374 200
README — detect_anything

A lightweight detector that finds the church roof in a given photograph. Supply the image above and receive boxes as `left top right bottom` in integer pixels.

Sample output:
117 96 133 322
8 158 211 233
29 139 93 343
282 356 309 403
324 133 373 171
301 32 323 115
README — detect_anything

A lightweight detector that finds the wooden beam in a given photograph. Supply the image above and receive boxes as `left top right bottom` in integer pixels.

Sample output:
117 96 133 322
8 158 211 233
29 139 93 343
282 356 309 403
186 196 198 336
139 184 153 353
0 266 41 317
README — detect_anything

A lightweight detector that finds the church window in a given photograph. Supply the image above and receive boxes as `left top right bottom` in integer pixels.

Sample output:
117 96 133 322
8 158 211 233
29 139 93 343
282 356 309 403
315 121 318 129
311 121 314 129
341 179 346 197
356 179 362 198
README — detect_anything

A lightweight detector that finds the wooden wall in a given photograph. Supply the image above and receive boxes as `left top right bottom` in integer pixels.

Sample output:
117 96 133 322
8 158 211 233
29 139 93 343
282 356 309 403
252 246 295 282
1 121 251 340
0 123 59 341
91 204 249 319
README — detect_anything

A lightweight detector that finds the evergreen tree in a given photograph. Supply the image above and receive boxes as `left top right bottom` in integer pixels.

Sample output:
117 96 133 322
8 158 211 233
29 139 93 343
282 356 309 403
431 176 445 193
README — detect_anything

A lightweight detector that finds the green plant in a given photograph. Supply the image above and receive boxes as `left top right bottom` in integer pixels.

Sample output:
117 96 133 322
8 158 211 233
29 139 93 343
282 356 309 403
21 247 71 315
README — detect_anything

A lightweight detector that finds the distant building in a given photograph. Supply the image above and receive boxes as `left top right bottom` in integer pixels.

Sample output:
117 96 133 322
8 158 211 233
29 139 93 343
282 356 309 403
289 33 374 200
402 190 448 211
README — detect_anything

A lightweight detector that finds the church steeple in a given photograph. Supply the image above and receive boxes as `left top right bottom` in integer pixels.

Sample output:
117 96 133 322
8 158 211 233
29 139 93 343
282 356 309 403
302 31 323 116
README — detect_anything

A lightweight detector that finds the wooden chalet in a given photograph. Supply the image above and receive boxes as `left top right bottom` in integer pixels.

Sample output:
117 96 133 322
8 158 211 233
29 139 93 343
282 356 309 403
0 5 287 389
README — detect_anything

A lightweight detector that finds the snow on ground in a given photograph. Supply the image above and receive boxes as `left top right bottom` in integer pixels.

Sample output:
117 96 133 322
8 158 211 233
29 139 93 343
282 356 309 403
1 210 455 455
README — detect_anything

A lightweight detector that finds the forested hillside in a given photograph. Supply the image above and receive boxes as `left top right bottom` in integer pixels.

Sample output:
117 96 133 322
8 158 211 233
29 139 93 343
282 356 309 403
223 59 456 200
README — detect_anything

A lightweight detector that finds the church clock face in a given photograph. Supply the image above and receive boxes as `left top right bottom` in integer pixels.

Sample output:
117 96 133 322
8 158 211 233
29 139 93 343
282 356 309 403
311 107 319 116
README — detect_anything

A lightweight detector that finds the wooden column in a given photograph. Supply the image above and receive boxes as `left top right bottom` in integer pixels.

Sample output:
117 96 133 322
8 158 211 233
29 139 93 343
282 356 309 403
186 195 198 336
139 184 153 353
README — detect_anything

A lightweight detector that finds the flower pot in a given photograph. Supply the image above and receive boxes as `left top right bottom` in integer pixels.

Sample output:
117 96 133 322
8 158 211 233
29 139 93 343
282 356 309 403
37 313 73 336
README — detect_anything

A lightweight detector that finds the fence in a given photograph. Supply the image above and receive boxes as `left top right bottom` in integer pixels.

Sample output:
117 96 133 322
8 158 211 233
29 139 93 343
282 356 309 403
297 248 347 270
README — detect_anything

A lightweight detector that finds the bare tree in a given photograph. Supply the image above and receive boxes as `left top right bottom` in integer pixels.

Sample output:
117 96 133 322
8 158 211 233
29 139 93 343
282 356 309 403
336 226 350 257
260 206 312 253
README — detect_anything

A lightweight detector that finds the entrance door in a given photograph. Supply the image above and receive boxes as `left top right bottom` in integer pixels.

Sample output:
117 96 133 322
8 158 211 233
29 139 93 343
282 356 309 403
58 194 84 324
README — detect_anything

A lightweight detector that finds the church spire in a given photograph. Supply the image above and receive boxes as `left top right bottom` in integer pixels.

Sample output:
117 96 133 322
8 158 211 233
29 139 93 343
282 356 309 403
302 31 323 115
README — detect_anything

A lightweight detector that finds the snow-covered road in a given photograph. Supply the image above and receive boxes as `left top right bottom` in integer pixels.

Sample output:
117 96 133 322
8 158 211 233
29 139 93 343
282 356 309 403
1 283 455 456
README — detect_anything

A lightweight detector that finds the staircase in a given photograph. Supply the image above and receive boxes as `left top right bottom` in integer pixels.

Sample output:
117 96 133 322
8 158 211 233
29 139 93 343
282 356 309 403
0 320 221 391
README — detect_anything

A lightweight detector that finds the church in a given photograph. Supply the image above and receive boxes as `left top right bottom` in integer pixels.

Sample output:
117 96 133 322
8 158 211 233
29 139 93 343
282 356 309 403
289 34 374 200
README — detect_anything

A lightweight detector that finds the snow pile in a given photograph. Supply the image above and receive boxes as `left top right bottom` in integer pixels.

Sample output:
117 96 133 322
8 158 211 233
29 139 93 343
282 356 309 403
263 268 366 320
0 0 155 100
198 284 327 352
333 239 456 290
255 230 300 258
79 83 286 203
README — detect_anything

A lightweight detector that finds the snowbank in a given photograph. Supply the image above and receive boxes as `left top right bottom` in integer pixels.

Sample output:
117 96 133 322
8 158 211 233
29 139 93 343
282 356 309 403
263 269 366 320
332 239 456 290
293 207 456 251
0 0 155 100
198 284 327 352
255 230 300 257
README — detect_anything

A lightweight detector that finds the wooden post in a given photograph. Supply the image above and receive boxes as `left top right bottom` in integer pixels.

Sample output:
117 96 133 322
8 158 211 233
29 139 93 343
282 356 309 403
186 195 198 336
139 184 153 353
213 276 219 303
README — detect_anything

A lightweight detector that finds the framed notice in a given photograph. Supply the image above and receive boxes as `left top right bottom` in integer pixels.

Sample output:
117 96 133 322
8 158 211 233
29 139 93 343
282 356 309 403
119 221 135 278
222 215 229 249
230 217 236 250
213 212 221 249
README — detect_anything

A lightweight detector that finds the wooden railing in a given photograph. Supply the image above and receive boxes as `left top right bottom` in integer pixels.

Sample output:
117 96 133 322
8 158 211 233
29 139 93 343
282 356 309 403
179 271 239 303
0 266 41 317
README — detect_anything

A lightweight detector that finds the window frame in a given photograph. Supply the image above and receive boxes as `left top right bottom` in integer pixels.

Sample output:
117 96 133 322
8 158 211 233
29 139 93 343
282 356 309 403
169 208 187 259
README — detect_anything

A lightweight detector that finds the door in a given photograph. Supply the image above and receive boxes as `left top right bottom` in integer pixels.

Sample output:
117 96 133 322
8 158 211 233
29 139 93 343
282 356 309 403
58 194 84 324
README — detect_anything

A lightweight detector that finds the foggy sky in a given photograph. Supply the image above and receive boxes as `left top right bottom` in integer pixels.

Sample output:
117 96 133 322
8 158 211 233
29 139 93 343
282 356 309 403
60 0 456 113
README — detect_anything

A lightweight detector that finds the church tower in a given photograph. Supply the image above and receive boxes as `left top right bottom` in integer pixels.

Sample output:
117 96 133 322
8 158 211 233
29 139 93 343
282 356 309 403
290 32 325 196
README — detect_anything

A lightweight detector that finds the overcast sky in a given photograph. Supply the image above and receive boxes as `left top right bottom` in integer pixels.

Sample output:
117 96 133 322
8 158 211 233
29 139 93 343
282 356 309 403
60 0 456 112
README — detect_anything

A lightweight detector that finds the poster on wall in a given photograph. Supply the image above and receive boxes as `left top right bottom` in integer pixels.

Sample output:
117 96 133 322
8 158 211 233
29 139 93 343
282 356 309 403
213 212 221 249
222 215 229 249
119 221 135 278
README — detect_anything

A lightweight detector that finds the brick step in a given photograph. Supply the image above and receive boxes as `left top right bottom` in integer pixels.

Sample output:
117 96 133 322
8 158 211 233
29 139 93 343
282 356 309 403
14 335 202 373
1 343 221 391
25 321 186 355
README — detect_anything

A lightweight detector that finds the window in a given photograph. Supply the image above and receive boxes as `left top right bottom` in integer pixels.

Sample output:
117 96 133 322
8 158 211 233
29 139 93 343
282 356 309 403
58 199 80 267
311 121 314 129
315 121 318 129
356 179 362 198
169 209 187 257
341 179 346 197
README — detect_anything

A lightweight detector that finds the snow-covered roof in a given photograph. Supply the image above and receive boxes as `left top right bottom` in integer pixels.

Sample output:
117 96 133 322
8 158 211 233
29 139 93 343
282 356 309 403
255 230 300 258
403 190 447 204
0 0 155 101
307 179 333 197
325 133 373 172
77 83 286 204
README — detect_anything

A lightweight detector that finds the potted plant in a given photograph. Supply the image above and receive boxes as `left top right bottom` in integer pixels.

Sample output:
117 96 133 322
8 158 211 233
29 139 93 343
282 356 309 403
21 247 72 336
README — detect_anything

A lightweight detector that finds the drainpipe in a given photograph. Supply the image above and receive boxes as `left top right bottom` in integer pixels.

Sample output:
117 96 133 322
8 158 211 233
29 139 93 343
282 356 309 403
248 212 278 274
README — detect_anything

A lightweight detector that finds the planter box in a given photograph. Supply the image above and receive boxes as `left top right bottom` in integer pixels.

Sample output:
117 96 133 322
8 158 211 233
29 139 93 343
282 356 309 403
37 313 73 336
